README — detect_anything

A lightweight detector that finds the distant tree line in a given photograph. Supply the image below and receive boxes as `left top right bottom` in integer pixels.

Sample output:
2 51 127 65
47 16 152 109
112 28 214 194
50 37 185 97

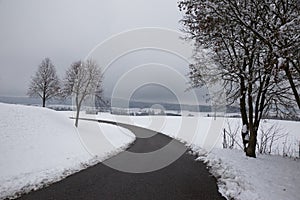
27 58 104 127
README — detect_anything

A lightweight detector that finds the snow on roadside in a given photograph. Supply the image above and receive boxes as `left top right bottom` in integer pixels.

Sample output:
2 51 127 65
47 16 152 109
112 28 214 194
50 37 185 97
75 118 135 161
97 113 300 200
189 147 300 200
0 103 135 200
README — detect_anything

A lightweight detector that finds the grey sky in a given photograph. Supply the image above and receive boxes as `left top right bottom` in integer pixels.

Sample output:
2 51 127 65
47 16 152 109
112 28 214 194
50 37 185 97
0 0 208 104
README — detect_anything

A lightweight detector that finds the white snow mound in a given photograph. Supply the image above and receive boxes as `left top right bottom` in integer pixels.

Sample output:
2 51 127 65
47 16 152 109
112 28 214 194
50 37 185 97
0 103 135 199
192 148 300 200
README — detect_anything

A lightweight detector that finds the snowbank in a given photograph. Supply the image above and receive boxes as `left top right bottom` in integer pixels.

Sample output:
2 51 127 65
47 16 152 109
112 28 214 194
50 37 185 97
75 118 136 160
191 147 300 200
0 103 135 199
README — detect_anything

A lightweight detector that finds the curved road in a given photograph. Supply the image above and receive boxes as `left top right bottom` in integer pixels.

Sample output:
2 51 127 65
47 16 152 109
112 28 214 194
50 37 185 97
17 122 225 200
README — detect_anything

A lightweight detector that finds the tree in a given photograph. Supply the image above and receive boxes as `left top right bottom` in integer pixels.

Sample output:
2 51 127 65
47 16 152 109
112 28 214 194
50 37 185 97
226 0 300 109
178 0 298 157
94 76 109 111
27 58 60 107
63 59 103 127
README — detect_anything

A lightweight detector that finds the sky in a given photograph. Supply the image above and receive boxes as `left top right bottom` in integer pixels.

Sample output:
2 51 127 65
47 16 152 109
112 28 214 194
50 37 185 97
0 0 208 105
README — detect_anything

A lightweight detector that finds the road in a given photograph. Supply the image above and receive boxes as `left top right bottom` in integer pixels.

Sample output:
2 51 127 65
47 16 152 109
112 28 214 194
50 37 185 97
17 122 225 200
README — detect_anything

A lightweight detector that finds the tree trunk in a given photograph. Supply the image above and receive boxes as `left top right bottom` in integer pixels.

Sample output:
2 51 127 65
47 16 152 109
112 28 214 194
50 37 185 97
246 61 257 158
246 127 257 158
42 86 46 107
75 107 80 127
75 97 81 127
239 76 249 152
42 97 46 107
285 67 300 109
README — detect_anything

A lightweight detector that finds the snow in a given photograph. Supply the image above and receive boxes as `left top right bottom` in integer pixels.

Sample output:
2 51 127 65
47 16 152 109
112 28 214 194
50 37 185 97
96 113 299 153
224 118 300 157
96 113 220 147
278 57 285 67
96 112 300 200
1 104 298 200
192 148 300 200
242 124 247 133
0 103 135 200
75 118 135 159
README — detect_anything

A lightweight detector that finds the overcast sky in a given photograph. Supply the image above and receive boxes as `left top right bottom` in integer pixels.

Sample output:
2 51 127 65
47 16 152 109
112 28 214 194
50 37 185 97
0 0 208 105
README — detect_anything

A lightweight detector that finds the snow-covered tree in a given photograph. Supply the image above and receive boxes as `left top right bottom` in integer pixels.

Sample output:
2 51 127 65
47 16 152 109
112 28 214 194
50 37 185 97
178 0 299 157
230 0 300 109
27 58 60 107
63 59 103 127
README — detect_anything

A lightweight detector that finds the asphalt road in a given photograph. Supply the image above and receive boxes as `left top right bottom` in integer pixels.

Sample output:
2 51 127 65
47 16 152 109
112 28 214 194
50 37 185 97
16 122 225 200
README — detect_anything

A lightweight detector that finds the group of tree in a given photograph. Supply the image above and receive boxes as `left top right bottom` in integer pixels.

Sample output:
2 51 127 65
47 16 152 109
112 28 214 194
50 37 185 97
28 58 104 127
178 0 299 157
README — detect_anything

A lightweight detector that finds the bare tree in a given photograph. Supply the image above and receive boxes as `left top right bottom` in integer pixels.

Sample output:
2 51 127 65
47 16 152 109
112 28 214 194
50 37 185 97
62 59 103 127
223 120 244 150
27 58 60 107
257 123 287 154
223 120 240 149
178 0 298 157
94 77 108 111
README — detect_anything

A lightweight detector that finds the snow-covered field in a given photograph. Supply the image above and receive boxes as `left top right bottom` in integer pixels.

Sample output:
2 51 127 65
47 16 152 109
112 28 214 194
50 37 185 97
1 104 299 200
95 113 299 155
0 103 135 200
95 112 300 200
